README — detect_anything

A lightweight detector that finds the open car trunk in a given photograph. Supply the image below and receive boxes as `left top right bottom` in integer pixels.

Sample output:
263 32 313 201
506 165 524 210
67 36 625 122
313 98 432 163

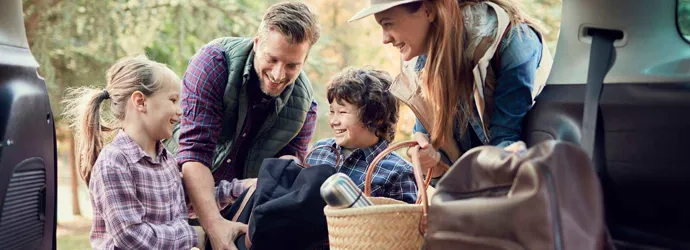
0 0 58 249
524 0 690 248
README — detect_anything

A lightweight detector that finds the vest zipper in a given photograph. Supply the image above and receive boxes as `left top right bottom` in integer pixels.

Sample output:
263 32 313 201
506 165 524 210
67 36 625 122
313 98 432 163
244 114 277 177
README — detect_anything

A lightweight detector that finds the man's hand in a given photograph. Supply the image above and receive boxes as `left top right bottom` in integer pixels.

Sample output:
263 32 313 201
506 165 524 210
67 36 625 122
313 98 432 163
206 218 248 250
182 162 246 250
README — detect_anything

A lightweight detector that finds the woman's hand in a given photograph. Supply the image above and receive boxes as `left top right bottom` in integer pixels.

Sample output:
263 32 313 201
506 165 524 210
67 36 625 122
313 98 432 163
407 132 441 173
504 141 527 153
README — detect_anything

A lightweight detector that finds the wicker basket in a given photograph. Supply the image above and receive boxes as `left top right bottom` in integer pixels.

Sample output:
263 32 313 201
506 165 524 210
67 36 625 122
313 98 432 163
324 141 437 250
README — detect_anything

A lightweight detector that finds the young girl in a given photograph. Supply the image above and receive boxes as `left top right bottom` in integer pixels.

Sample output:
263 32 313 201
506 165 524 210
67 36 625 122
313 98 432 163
63 55 198 249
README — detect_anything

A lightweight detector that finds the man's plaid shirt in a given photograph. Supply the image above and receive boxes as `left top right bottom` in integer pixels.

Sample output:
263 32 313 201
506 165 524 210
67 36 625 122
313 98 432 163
305 138 418 204
176 43 317 184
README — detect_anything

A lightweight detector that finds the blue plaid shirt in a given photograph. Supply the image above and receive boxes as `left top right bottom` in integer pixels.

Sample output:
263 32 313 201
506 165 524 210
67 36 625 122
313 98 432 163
306 138 418 204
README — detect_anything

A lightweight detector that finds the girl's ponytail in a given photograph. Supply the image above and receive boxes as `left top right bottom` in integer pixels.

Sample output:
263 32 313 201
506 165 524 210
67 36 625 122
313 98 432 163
62 55 177 184
62 87 114 184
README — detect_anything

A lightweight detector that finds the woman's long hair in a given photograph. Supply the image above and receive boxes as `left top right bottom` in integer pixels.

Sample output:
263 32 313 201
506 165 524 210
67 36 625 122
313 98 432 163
420 0 545 148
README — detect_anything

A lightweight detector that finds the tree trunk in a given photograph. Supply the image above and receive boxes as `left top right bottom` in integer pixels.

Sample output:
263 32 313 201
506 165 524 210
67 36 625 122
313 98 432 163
68 132 81 216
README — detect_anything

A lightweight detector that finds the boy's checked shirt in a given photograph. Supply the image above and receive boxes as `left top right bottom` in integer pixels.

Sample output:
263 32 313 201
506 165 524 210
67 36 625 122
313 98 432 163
306 138 418 204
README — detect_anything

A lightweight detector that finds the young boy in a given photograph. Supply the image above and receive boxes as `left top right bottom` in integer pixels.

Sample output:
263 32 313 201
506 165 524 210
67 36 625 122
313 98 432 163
306 67 417 204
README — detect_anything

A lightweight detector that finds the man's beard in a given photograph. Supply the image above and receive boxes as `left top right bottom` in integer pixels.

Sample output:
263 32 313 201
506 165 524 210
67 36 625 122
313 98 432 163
259 78 287 97
254 61 285 97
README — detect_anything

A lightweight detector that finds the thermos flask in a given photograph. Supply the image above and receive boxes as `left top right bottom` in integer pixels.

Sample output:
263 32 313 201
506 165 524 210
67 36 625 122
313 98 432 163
320 173 373 208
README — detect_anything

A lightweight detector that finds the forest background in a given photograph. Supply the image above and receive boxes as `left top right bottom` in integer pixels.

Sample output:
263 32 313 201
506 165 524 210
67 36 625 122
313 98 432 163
20 0 689 248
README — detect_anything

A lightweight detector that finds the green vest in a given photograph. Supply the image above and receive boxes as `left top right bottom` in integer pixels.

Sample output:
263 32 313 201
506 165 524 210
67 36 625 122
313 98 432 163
165 37 314 178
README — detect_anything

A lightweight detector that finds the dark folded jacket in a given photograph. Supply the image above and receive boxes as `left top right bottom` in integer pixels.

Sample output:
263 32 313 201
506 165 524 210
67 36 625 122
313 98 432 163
213 158 336 250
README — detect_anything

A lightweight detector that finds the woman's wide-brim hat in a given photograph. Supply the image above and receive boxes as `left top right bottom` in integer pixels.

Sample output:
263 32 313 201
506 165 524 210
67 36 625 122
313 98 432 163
349 0 423 22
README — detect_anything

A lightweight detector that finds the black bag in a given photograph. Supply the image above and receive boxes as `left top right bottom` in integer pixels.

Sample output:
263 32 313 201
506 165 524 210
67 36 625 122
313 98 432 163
209 158 336 250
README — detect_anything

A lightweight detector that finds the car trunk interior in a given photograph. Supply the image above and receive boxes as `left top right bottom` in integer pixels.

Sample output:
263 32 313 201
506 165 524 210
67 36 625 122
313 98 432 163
524 0 690 248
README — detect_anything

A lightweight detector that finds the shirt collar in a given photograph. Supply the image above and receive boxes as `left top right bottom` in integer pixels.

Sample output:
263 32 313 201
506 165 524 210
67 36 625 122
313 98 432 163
243 51 276 105
414 55 427 72
112 129 168 165
360 139 390 163
242 51 255 83
331 138 389 164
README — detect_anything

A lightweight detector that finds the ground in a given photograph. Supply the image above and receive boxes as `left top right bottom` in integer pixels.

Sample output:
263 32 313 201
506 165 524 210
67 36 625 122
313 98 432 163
57 217 91 250
56 155 93 250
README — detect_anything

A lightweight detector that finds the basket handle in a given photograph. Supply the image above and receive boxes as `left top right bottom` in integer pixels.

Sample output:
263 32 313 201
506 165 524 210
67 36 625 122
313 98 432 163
363 140 433 234
365 141 430 198
408 145 431 235
303 145 342 168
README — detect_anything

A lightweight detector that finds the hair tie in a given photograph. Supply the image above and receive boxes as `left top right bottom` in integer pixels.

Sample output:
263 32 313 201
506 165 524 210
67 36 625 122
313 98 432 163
102 89 110 99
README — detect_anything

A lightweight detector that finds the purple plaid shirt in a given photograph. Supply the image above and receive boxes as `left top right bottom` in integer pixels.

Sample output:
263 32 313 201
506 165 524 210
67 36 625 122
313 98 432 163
89 130 197 250
177 43 317 184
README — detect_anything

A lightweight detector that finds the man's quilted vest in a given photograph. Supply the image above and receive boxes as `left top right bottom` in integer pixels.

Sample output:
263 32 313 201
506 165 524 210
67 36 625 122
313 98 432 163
166 37 314 179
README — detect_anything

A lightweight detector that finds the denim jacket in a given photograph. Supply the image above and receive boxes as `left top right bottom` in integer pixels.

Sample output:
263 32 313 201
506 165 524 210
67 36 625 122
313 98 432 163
413 23 544 156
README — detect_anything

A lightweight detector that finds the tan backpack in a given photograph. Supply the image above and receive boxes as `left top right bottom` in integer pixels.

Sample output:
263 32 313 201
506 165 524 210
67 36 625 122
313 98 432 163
425 140 610 249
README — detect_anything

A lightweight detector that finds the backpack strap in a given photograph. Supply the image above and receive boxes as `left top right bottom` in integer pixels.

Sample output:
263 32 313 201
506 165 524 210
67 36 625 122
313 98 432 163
231 184 257 222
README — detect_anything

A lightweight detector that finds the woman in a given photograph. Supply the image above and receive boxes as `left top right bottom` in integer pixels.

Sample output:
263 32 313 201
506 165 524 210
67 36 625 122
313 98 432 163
350 0 552 177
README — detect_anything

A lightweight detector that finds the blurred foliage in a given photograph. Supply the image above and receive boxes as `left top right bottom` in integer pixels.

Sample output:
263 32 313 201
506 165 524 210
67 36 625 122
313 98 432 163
24 0 565 144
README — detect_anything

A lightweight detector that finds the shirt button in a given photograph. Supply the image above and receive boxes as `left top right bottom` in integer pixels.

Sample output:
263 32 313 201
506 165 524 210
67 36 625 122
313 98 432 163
242 133 247 137
252 105 257 109
226 159 232 164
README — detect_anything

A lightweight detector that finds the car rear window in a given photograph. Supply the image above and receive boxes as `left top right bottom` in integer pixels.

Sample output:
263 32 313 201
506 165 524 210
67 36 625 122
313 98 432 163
680 0 690 42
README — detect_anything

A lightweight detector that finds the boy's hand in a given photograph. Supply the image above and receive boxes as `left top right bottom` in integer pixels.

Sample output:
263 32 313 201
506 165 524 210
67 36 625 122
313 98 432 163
407 132 441 174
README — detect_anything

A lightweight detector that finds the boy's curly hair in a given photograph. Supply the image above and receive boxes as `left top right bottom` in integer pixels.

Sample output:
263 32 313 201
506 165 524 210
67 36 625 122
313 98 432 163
327 67 399 142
